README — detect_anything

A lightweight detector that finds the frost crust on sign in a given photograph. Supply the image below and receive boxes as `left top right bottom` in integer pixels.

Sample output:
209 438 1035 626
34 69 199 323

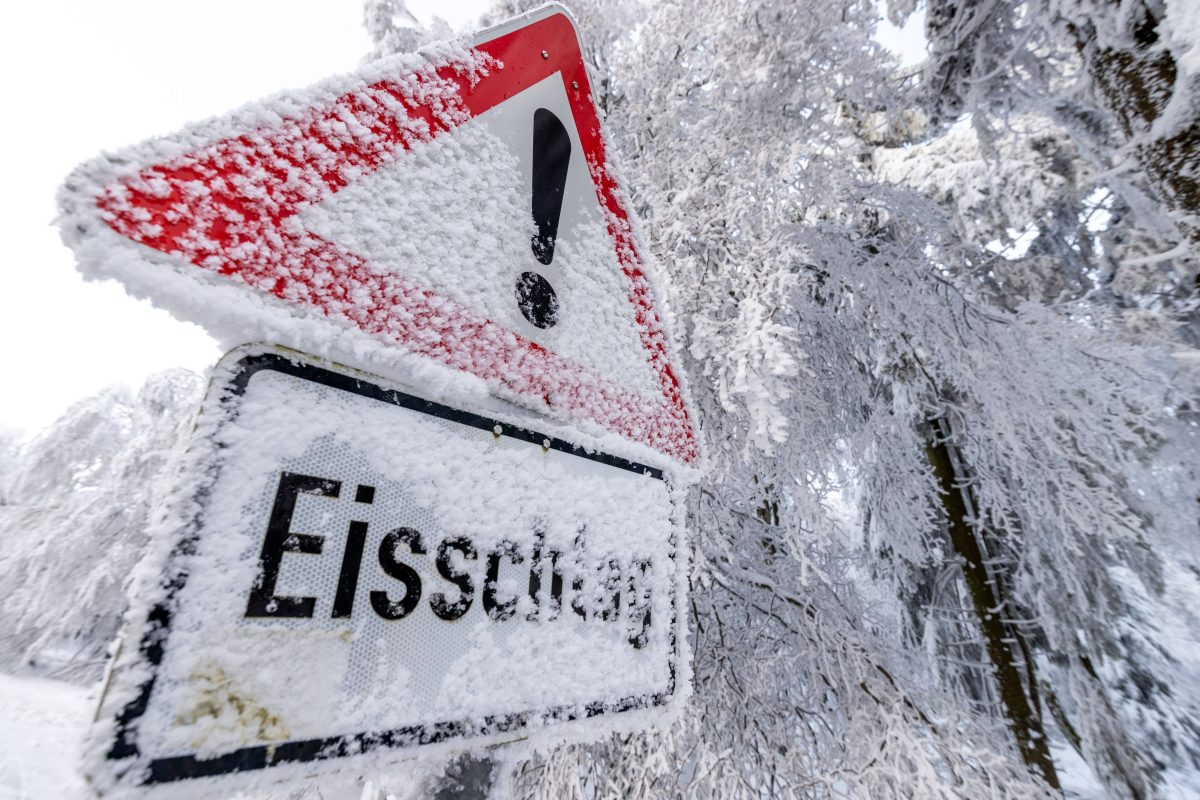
121 354 677 766
298 74 661 402
56 22 699 468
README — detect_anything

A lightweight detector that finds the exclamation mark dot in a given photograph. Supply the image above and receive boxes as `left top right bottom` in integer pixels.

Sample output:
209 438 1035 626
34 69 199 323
517 107 570 329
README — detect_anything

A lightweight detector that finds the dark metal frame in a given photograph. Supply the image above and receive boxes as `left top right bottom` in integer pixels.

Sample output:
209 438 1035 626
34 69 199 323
104 350 676 785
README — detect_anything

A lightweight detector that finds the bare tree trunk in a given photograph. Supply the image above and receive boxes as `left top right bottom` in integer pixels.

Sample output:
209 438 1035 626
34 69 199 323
926 419 1061 791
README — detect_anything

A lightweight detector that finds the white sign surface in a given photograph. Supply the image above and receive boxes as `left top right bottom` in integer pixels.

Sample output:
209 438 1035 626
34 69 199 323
92 347 679 791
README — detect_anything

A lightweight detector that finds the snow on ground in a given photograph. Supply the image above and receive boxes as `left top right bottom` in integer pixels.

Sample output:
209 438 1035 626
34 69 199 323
0 672 435 799
0 672 91 800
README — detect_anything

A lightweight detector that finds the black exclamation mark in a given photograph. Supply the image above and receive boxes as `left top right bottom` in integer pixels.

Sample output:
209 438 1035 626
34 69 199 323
516 108 570 329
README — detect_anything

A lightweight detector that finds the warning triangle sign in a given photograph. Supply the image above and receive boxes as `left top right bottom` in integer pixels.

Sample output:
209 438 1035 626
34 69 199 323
59 6 698 466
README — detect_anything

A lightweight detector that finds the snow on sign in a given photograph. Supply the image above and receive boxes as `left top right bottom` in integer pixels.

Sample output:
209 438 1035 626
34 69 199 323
90 346 681 792
58 3 698 469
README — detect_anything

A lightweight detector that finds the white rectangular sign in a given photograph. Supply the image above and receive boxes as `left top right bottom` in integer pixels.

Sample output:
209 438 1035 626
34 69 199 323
92 346 680 791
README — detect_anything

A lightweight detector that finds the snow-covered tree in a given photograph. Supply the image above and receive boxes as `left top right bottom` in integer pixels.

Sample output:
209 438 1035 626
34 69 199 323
0 370 201 683
473 0 1200 797
906 0 1200 338
2 2 1195 798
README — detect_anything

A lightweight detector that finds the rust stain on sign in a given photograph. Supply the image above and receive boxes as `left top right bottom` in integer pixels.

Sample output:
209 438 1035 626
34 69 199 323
176 663 290 749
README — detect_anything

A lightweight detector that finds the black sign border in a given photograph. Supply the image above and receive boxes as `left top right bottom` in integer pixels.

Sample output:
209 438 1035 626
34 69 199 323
104 349 676 785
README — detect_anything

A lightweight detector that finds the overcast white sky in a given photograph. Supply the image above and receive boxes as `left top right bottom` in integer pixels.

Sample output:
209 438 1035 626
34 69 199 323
0 1 923 435
0 0 489 435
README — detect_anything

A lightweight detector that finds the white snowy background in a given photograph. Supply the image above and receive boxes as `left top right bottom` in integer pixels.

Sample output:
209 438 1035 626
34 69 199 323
0 0 490 436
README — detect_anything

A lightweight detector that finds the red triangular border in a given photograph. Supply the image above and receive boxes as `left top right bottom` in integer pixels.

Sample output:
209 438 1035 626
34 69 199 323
93 11 696 465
